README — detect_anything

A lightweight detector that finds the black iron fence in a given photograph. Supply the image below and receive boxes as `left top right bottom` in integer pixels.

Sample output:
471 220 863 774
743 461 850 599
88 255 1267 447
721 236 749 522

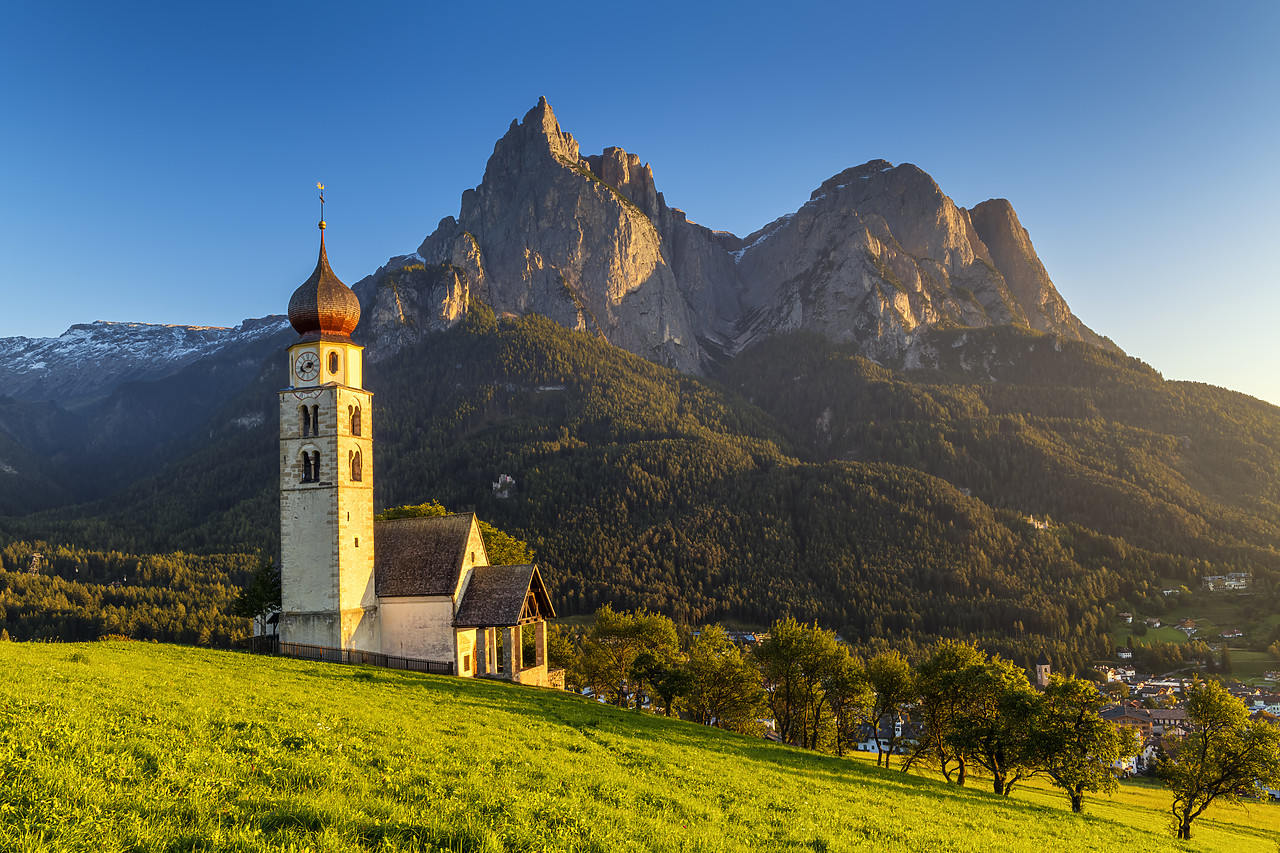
279 641 454 675
238 634 454 676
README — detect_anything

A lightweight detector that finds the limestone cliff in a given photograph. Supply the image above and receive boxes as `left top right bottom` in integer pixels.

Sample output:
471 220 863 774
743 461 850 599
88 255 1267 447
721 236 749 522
358 98 698 372
353 98 1114 371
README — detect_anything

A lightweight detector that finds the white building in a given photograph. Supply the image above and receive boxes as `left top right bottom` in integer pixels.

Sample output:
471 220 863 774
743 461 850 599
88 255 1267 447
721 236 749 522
276 221 555 685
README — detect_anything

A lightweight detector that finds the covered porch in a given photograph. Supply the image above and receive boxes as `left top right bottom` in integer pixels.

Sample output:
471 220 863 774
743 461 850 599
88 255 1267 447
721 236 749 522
454 564 556 686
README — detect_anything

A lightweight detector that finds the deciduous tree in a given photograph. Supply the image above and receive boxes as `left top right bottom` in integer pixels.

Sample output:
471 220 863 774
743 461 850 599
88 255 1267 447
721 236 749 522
1030 676 1138 812
753 617 844 749
229 556 280 636
948 657 1038 795
865 650 914 768
683 626 765 733
1164 680 1280 840
905 640 984 784
573 605 679 709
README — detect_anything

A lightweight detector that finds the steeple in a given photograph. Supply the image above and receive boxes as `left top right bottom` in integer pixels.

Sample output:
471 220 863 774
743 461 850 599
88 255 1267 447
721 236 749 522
287 189 361 342
278 184 377 653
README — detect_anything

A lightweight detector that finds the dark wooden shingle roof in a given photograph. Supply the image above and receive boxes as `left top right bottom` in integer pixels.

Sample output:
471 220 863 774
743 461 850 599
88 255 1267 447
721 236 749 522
454 564 555 628
373 513 474 597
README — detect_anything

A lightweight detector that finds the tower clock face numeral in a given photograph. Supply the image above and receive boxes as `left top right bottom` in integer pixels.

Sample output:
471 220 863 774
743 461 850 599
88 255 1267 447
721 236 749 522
294 353 320 381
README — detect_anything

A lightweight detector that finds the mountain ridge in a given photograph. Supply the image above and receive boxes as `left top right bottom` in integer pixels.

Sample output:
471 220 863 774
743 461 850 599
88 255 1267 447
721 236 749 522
355 97 1114 373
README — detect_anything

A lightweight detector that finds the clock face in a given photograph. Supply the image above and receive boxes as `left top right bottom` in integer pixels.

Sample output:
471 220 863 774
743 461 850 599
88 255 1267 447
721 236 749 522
294 352 320 381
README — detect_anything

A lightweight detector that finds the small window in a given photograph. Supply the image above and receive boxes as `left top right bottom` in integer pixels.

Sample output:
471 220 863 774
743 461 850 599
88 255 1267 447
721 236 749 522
301 406 312 437
354 537 359 547
300 450 316 483
311 451 320 481
311 405 320 434
329 351 339 374
350 449 362 482
470 551 476 563
351 405 362 437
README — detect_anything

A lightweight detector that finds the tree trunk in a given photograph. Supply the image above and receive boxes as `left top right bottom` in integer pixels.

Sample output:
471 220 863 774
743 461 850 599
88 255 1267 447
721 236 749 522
1178 819 1192 840
956 758 966 787
992 773 1005 796
1070 791 1083 814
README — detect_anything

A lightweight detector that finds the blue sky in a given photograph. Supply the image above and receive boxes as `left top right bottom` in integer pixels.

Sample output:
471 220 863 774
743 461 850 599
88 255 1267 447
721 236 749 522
2 2 1277 403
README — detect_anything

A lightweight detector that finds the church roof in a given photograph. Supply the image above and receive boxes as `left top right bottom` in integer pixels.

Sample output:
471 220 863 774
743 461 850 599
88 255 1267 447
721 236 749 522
1036 650 1051 667
454 564 556 628
373 513 477 597
288 231 361 342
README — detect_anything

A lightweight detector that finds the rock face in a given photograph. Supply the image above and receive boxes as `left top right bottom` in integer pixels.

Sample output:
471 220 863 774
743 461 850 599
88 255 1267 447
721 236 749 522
968 199 1111 348
354 98 1115 370
358 98 698 372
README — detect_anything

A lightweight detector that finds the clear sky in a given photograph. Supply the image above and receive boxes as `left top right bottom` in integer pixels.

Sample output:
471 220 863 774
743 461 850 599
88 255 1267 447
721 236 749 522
2 2 1277 404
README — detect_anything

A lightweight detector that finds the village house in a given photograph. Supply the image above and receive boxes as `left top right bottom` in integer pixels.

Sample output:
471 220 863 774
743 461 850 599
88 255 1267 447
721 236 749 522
275 220 556 685
1226 572 1253 590
1102 703 1154 738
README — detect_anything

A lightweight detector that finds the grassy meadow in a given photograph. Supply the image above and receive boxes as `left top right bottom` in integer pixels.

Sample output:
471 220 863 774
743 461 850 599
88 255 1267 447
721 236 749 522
1 641 1277 852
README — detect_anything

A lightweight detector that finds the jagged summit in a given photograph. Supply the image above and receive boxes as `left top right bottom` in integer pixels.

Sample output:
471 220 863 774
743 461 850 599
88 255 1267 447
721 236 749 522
358 98 1115 371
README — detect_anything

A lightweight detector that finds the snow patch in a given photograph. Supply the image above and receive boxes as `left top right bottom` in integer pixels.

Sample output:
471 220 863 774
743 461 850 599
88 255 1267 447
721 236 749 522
731 214 794 263
231 412 266 430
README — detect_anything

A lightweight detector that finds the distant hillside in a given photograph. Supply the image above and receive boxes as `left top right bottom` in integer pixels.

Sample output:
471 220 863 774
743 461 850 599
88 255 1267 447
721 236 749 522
3 640 1274 852
12 307 1280 671
4 99 1278 680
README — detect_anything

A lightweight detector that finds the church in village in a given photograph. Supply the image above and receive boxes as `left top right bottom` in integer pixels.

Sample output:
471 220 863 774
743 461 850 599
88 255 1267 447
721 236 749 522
276 212 555 686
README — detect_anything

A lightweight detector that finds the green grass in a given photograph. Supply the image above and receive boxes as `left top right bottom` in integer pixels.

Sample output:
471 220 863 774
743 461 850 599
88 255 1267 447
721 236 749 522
1 642 1278 852
1230 650 1277 681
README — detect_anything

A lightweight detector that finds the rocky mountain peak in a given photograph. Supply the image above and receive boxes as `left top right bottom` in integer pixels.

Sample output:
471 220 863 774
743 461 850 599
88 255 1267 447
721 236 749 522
362 99 1114 373
485 96 581 181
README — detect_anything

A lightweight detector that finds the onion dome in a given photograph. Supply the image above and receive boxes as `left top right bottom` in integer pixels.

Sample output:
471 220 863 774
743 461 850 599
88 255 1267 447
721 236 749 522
288 225 361 341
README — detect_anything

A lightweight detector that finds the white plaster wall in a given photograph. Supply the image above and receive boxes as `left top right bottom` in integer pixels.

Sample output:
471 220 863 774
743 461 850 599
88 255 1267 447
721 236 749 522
380 597 457 662
455 629 477 677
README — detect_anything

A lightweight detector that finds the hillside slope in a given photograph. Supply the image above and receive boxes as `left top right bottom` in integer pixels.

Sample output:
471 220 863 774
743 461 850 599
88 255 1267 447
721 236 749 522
2 641 1275 852
13 309 1280 670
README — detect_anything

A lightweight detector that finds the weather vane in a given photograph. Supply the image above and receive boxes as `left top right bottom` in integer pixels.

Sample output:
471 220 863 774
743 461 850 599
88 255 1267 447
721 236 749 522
317 181 326 230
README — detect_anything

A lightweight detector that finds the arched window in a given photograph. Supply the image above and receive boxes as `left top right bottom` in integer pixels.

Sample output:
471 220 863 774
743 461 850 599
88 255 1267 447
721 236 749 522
351 405 362 437
329 351 339 374
311 405 320 435
301 405 312 437
300 451 314 483
350 449 362 482
311 451 321 481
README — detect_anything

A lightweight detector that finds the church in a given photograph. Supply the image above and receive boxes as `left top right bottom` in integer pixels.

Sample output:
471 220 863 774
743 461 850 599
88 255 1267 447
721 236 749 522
275 213 555 686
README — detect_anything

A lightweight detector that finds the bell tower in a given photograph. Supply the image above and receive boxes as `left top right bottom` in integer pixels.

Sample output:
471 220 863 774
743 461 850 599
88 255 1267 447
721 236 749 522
278 191 377 652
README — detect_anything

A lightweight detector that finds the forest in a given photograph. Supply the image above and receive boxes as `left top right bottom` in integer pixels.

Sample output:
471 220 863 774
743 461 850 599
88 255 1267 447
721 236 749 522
3 304 1280 668
0 540 254 644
